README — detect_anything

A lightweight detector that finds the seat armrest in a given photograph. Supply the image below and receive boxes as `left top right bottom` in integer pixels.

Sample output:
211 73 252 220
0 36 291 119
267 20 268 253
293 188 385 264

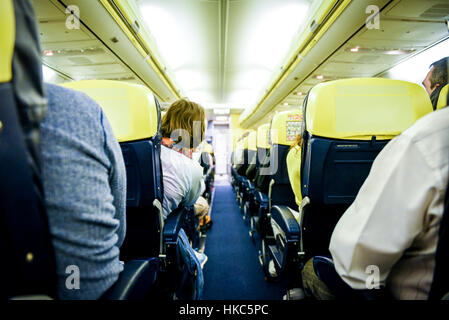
270 205 300 239
102 258 159 300
164 207 188 243
255 191 268 206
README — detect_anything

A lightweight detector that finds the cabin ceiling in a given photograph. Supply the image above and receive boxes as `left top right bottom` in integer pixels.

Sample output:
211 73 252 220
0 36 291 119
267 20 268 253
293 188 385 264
32 0 449 126
135 0 313 109
253 0 449 128
33 0 141 83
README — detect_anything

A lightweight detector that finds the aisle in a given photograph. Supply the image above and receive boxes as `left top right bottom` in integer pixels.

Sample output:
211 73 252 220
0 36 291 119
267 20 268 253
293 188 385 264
202 177 285 300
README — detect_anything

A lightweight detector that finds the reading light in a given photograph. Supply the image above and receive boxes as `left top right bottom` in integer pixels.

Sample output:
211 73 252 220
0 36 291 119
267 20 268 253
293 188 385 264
43 50 54 56
350 46 359 53
384 49 409 55
316 75 324 80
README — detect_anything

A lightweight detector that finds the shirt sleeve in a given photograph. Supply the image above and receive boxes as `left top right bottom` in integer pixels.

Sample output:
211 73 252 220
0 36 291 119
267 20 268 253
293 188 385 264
329 134 437 289
183 163 205 208
101 110 127 248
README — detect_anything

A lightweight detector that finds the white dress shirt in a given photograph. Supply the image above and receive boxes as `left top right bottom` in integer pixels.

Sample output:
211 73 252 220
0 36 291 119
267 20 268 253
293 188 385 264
160 146 205 219
330 106 449 300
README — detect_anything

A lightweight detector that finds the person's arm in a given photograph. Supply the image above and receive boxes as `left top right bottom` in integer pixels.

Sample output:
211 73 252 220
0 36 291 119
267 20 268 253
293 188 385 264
41 85 127 299
101 109 127 248
329 134 437 289
183 163 205 207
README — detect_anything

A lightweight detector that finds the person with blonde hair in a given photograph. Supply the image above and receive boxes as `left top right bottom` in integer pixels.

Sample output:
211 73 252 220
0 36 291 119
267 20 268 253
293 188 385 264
160 99 209 270
287 133 303 208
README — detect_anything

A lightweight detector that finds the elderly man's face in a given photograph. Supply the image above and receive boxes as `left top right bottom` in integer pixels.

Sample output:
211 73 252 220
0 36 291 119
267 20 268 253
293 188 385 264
422 67 438 96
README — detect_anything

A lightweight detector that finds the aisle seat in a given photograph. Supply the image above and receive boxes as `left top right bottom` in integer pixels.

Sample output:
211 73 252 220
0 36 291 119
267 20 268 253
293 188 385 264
259 110 302 280
269 78 433 295
63 80 198 299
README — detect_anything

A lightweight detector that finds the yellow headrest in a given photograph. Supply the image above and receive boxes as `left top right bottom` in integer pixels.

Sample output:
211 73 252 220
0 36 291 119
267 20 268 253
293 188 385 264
62 80 159 142
257 123 271 149
436 84 448 110
270 110 303 146
306 78 432 140
248 131 257 151
203 142 213 154
0 0 15 83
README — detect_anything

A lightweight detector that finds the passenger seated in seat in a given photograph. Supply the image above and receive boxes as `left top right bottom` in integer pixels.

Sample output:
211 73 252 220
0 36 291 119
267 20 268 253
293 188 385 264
422 57 448 110
302 92 449 300
287 134 303 209
160 99 209 266
40 84 126 300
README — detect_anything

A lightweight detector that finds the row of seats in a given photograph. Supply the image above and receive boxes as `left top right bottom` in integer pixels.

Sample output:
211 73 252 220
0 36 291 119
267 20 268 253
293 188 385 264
231 108 303 280
231 77 448 298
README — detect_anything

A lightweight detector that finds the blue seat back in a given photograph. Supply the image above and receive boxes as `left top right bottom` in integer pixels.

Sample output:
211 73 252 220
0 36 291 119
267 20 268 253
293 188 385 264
63 80 163 262
0 0 56 298
269 111 302 208
300 78 433 258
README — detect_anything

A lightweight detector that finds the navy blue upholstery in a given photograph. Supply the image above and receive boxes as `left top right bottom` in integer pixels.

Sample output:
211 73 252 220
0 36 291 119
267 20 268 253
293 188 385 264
267 206 301 284
119 134 164 262
164 207 188 243
0 82 56 299
270 206 300 238
235 147 249 176
301 135 388 205
254 148 271 194
270 144 297 208
101 258 159 300
0 0 57 298
300 134 388 259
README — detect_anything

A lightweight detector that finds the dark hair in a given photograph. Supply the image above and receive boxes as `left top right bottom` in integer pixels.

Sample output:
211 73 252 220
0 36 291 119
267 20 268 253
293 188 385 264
429 57 449 89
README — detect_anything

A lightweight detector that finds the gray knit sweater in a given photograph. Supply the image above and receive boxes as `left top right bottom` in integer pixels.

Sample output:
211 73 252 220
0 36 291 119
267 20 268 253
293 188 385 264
40 83 126 299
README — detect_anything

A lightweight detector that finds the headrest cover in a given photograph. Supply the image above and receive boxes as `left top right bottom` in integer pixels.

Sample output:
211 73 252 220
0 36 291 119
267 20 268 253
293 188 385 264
203 142 213 154
247 131 257 151
436 84 448 110
270 110 303 146
305 78 432 140
63 80 159 142
257 123 270 149
0 0 14 83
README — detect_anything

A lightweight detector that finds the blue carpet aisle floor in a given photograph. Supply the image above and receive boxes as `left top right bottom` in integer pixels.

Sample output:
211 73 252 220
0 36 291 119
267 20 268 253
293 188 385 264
202 177 285 300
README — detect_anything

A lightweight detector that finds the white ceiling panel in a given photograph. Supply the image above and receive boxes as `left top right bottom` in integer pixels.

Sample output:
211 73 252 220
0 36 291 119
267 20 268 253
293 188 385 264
357 20 448 47
384 0 449 21
137 0 313 108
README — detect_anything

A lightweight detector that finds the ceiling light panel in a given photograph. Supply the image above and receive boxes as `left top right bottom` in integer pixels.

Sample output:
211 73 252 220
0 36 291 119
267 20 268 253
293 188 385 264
137 0 312 109
138 0 219 106
226 0 312 108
